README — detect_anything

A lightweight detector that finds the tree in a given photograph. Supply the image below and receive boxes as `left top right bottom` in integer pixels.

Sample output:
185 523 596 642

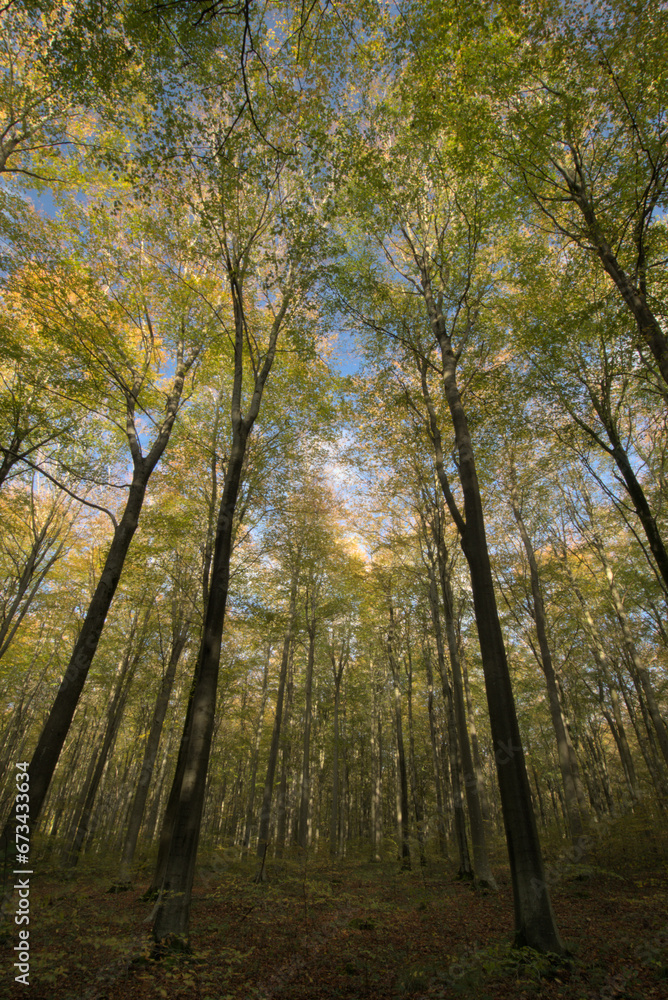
150 111 328 943
337 112 564 947
0 193 204 870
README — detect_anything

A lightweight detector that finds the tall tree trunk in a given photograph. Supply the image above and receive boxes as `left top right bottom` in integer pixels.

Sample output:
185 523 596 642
61 716 105 853
423 550 471 877
595 542 668 768
386 608 411 871
418 268 563 952
298 615 317 850
152 273 289 948
143 733 174 846
145 670 199 899
67 611 148 866
423 645 448 857
435 531 496 887
508 466 586 843
275 646 295 858
599 683 639 803
152 428 247 944
254 577 299 880
531 763 548 830
590 727 615 814
405 644 427 867
370 666 383 862
0 350 194 868
329 640 348 858
461 652 490 825
619 669 668 802
243 646 271 851
339 705 349 859
118 623 189 884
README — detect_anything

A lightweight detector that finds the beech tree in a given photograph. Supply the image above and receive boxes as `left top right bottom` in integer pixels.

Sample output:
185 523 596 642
0 192 206 867
150 95 334 940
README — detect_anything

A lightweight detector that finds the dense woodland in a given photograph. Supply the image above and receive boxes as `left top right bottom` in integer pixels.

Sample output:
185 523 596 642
1 0 668 996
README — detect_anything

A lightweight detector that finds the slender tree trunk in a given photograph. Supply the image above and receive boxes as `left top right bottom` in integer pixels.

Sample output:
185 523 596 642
298 617 317 850
143 734 174 846
0 502 68 663
62 717 105 853
275 647 295 858
599 683 639 803
424 553 471 877
619 670 668 802
329 641 347 858
596 543 668 768
604 424 668 595
242 646 271 851
254 577 299 880
590 727 615 814
386 609 411 871
370 667 383 862
461 652 490 824
118 625 188 884
405 645 427 867
509 473 585 842
436 537 497 886
531 763 548 830
330 677 341 858
423 646 448 857
67 614 147 866
339 711 348 859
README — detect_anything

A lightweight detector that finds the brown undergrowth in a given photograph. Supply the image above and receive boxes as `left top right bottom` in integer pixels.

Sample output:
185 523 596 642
1 815 668 1000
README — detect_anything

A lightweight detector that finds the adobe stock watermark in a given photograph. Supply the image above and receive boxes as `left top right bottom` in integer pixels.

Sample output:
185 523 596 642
494 739 523 766
13 762 31 986
530 787 656 900
253 907 355 999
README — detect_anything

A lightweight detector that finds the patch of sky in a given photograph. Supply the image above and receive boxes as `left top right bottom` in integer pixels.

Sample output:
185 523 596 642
329 326 360 377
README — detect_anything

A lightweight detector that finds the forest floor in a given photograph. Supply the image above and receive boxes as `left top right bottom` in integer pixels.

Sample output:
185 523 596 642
2 813 668 1000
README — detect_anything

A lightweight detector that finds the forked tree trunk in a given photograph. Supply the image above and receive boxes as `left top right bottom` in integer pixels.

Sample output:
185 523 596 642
152 275 290 948
563 171 668 392
0 350 194 870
